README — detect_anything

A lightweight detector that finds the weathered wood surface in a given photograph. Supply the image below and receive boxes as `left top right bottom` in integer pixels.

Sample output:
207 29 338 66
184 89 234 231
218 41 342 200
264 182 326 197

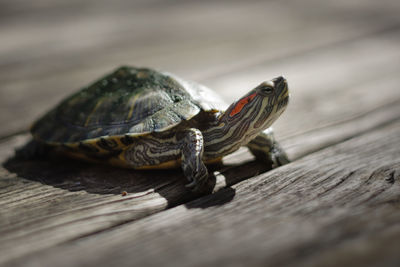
8 118 400 267
1 0 400 266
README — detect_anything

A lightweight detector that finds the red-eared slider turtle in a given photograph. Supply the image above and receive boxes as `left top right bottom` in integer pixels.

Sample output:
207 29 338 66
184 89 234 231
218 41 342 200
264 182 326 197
22 66 290 191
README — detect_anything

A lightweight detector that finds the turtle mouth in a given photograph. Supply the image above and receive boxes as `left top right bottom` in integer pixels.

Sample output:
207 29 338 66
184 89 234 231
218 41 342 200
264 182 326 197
276 95 289 112
272 76 287 96
273 76 289 113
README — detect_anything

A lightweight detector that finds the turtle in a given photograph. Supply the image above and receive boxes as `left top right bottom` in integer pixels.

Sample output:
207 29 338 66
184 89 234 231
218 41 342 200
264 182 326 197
20 66 290 191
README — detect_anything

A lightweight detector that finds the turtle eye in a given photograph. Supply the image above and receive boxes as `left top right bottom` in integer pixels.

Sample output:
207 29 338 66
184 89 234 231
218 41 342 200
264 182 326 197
260 86 274 95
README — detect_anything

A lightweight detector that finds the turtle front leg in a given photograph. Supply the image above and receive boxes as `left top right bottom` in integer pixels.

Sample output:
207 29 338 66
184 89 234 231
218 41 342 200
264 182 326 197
180 128 208 191
246 129 290 168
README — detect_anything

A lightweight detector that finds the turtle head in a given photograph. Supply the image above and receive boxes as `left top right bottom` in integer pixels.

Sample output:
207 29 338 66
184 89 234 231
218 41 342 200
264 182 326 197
223 76 289 132
203 76 289 157
253 76 289 129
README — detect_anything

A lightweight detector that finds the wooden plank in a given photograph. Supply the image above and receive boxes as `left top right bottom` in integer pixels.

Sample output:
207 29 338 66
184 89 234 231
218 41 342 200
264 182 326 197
1 1 400 264
0 134 272 264
0 67 399 265
2 0 399 81
1 0 400 137
5 115 400 267
1 26 400 264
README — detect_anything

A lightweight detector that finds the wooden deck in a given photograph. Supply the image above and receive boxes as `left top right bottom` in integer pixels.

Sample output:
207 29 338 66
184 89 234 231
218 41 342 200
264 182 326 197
1 0 400 266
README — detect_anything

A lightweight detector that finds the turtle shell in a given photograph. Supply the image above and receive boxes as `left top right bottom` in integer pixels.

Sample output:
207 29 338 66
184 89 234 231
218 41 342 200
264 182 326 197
31 66 227 144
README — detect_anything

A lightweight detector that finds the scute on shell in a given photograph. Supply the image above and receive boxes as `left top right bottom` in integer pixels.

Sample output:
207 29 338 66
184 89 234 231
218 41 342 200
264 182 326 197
31 66 226 144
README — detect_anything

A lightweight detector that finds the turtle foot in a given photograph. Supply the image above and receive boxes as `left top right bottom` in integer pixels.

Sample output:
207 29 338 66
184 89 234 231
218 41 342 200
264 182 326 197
270 143 290 167
184 167 209 192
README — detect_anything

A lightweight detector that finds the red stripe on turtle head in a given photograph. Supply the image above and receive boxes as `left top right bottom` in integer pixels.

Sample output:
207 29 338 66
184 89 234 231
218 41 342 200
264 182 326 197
229 92 257 117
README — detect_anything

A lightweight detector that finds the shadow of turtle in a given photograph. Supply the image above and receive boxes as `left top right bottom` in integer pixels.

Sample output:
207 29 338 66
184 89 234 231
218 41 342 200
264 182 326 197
3 146 271 209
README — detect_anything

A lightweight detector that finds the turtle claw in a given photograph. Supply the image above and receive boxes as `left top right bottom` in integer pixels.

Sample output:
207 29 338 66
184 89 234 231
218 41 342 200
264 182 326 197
184 171 208 192
185 180 197 189
271 144 290 167
185 175 195 188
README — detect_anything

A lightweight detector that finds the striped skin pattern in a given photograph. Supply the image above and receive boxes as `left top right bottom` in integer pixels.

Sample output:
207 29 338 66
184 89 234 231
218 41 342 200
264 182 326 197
30 66 289 191
202 77 289 160
246 128 290 168
123 77 288 189
180 129 208 189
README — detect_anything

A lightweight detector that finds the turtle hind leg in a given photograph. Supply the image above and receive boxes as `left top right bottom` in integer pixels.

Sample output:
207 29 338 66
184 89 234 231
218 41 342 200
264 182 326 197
180 128 208 192
15 139 51 160
247 129 290 168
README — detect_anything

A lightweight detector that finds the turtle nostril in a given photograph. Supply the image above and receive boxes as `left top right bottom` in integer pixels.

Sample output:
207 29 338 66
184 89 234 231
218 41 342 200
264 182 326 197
273 76 285 86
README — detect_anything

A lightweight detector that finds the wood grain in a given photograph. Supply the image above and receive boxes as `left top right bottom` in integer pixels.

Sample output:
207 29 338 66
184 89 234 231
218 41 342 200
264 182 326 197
1 0 400 266
6 113 400 267
0 75 399 264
